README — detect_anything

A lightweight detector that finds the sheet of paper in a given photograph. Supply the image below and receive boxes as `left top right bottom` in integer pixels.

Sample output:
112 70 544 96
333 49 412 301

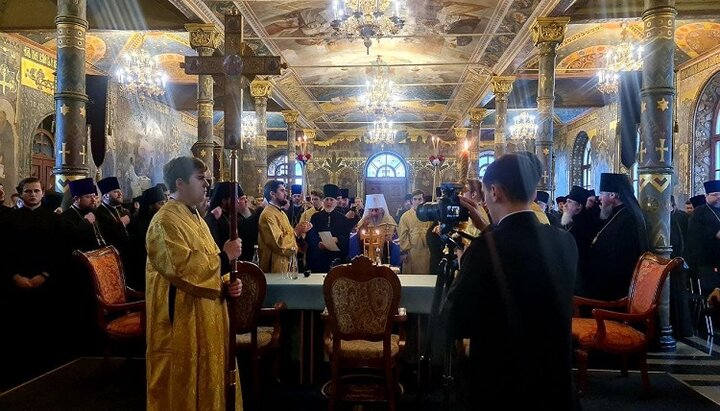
319 231 340 251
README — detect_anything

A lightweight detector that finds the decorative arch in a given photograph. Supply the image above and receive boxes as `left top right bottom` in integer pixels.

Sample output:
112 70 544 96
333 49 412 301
364 151 407 178
693 70 720 194
570 131 590 187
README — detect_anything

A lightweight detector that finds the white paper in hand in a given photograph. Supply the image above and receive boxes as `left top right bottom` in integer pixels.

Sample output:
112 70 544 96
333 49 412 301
319 231 340 251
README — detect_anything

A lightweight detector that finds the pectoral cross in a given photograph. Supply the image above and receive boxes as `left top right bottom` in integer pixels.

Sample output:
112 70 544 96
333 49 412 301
183 11 284 151
58 143 70 164
79 145 87 165
639 141 647 163
655 138 669 163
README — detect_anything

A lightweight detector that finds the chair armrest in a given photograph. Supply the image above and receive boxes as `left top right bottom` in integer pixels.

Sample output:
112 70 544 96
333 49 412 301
102 300 145 313
592 308 653 324
589 307 655 345
126 287 145 300
573 295 628 316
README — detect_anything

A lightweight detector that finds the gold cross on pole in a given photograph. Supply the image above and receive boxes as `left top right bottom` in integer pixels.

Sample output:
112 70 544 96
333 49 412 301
58 142 70 164
79 145 87 165
542 170 549 184
655 138 669 163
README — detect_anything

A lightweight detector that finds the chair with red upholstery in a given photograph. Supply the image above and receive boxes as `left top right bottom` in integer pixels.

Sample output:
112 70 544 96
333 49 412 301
73 246 145 358
321 255 407 411
572 252 682 393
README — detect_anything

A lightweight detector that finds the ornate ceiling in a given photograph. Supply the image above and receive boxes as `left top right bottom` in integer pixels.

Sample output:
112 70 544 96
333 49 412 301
4 0 720 141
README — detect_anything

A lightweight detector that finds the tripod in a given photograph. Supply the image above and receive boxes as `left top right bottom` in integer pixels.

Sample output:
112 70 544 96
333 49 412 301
416 228 473 410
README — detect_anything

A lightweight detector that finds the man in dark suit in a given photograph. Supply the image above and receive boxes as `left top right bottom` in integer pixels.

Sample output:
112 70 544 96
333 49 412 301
441 152 579 410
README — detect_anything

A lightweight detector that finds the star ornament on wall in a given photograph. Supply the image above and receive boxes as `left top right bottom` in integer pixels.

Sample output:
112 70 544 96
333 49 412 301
657 98 669 112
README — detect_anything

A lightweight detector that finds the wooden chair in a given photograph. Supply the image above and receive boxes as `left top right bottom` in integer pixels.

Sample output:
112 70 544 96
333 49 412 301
572 252 683 393
73 246 145 358
231 261 286 407
322 255 407 411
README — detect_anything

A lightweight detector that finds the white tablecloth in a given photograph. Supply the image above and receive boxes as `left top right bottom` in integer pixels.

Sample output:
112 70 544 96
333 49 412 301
264 273 437 314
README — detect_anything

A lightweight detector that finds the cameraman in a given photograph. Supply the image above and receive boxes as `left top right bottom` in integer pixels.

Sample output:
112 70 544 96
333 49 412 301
441 152 579 410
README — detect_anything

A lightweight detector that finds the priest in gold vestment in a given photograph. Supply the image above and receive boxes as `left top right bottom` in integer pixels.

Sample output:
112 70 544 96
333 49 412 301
146 157 243 410
398 190 434 273
258 180 311 273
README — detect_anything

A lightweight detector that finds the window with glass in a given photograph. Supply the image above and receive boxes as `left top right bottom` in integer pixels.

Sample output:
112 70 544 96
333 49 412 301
478 151 495 178
267 154 302 185
581 142 592 189
365 152 406 178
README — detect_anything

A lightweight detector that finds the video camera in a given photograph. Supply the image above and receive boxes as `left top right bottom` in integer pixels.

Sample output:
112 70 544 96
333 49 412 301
416 182 469 235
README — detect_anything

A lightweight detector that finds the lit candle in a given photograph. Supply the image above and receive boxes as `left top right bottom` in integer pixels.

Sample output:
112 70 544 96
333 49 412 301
459 139 469 185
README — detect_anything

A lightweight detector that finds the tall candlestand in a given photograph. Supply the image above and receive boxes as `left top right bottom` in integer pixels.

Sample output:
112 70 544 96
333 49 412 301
429 136 445 201
459 139 469 188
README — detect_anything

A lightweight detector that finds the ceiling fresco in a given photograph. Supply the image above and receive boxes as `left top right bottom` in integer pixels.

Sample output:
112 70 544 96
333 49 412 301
6 0 720 140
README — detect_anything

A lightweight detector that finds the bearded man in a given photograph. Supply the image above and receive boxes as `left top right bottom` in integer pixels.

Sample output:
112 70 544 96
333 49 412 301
576 173 648 300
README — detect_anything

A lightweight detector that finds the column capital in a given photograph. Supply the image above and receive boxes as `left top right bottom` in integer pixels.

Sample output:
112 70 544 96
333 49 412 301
185 24 221 50
302 129 316 139
282 110 300 125
453 127 469 140
250 79 273 98
469 108 488 126
531 17 571 46
491 76 515 97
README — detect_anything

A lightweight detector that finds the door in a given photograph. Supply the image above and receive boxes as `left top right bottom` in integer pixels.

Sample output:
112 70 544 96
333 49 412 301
363 152 408 220
364 179 406 219
31 156 55 190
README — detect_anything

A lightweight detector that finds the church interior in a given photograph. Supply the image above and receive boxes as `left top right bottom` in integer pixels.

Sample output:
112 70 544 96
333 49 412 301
2 0 720 410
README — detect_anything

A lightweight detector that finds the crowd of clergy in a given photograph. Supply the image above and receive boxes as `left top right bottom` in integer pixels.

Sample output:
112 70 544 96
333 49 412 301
0 166 719 386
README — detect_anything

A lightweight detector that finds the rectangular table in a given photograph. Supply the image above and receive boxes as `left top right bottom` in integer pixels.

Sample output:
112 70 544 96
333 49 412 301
263 273 438 384
264 273 438 314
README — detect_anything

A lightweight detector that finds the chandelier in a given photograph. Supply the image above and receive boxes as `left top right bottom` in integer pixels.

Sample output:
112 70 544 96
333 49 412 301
362 55 397 117
509 112 537 144
115 34 167 99
597 22 643 94
365 117 396 146
331 0 406 55
241 112 258 143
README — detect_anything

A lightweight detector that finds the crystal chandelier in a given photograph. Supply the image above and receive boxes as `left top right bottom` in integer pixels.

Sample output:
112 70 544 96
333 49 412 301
365 117 396 146
115 34 167 99
509 112 537 144
362 55 397 117
597 23 643 94
331 0 406 55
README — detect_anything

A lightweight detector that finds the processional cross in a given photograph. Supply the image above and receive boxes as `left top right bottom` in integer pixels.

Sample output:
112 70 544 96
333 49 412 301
182 10 284 411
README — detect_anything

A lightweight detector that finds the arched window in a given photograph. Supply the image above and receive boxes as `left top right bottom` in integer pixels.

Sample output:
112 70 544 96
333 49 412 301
582 142 592 189
477 151 495 178
713 103 720 179
267 154 302 185
365 152 406 178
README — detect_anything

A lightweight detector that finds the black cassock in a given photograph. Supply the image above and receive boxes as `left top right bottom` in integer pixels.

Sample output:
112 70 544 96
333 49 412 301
441 211 579 409
204 210 259 263
686 204 720 291
577 205 646 301
306 209 351 273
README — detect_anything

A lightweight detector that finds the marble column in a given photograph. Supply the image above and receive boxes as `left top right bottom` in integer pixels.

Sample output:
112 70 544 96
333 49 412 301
186 24 221 181
468 108 487 180
531 16 570 193
491 76 514 157
282 110 299 184
251 79 272 196
54 0 89 192
639 0 677 351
